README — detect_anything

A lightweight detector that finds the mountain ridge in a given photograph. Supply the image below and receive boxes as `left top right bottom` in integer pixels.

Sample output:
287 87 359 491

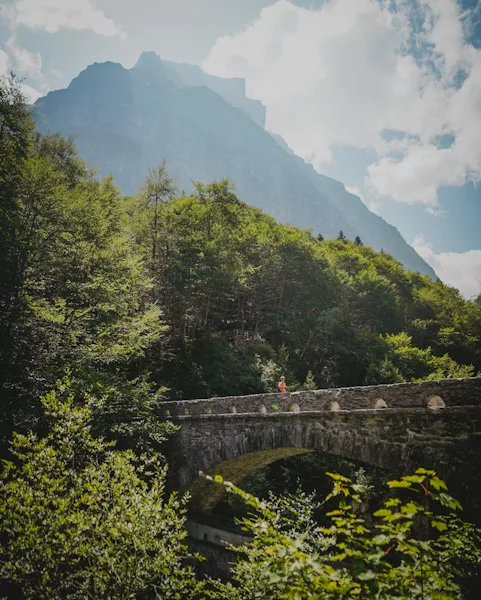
33 52 436 279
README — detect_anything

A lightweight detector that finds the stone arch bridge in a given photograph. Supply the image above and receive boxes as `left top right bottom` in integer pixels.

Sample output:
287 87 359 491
162 378 481 514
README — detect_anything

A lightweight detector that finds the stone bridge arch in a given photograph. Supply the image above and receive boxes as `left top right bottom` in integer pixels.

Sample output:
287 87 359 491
162 378 481 513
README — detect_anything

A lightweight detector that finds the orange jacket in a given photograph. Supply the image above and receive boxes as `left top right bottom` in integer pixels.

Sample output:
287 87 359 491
278 380 287 392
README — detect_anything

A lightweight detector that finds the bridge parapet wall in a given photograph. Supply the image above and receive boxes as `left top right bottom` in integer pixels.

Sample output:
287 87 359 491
160 377 481 418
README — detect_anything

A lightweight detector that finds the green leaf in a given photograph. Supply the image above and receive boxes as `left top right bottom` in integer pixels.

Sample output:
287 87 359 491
431 519 448 532
387 480 413 488
357 570 376 581
430 477 448 491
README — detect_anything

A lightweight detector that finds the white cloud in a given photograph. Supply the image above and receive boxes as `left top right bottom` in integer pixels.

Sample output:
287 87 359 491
413 236 481 299
0 49 10 77
0 36 45 102
426 207 448 217
1 0 122 37
6 36 43 80
0 44 43 102
203 0 481 209
366 144 467 206
20 82 43 103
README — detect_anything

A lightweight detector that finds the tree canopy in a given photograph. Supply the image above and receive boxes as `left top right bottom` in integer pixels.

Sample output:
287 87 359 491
126 180 480 399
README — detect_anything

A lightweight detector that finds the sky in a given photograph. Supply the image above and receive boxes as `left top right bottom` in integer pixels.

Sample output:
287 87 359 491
0 0 480 299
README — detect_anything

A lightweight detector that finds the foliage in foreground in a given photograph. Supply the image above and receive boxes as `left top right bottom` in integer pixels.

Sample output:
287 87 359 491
1 380 480 599
205 471 481 599
0 380 204 600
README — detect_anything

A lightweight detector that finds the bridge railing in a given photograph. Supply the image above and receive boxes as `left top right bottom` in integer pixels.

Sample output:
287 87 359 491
160 377 481 418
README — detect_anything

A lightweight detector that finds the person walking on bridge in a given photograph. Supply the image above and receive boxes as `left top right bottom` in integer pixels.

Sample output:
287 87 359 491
278 375 287 393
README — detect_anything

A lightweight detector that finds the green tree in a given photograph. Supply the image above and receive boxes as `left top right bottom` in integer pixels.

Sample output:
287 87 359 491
0 75 35 403
35 132 88 186
138 161 176 269
0 78 166 443
354 235 363 246
366 332 477 384
3 166 165 434
337 230 347 242
302 369 317 390
0 379 204 600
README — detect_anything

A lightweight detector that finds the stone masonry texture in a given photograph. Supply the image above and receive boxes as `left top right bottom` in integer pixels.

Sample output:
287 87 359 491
161 378 481 516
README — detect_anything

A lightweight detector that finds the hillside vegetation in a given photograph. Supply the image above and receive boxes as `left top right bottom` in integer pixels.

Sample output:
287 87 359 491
129 170 480 400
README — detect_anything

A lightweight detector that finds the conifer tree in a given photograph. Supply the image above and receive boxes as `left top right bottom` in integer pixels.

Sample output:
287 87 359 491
303 370 317 390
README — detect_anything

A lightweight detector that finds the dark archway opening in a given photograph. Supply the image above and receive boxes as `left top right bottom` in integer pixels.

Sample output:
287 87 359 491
189 450 391 529
187 451 391 582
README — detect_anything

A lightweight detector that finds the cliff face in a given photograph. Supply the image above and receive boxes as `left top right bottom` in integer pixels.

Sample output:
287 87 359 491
34 52 436 279
162 59 266 129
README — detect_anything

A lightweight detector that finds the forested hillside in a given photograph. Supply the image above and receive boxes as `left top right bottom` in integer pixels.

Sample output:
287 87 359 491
124 175 479 403
2 74 481 600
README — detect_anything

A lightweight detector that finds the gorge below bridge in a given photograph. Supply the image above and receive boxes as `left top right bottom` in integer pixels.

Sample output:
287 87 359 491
162 378 481 517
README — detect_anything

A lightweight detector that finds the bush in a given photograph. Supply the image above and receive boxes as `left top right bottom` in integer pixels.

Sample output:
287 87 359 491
205 469 481 599
0 379 204 600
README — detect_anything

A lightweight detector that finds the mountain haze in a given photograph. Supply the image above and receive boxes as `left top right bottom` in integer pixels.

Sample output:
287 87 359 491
34 51 436 278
